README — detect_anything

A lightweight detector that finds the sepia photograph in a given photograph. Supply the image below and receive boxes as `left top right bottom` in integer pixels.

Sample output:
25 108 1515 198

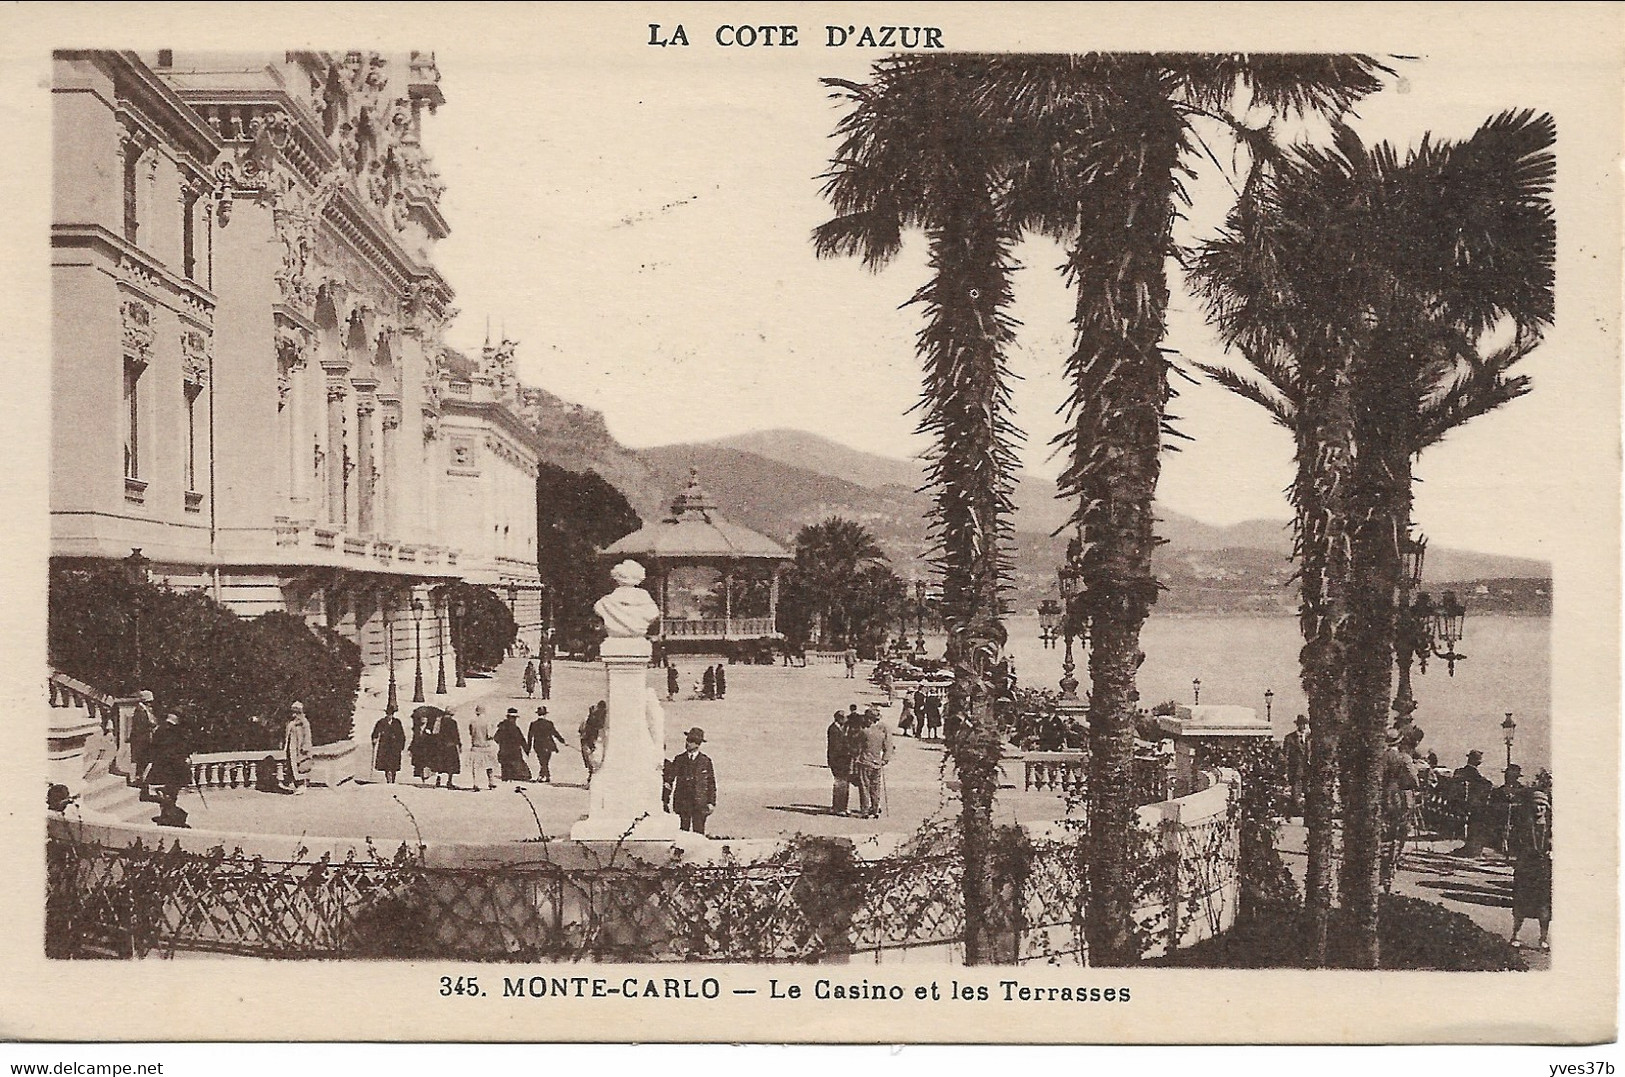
5 2 1620 1048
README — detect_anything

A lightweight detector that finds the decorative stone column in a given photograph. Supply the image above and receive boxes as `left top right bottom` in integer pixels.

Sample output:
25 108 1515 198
353 379 378 535
325 378 348 527
572 561 680 842
379 401 401 537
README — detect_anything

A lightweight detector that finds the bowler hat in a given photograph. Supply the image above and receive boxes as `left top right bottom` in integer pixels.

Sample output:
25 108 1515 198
506 707 519 717
536 706 548 716
1294 715 1309 727
1467 750 1484 762
684 727 705 743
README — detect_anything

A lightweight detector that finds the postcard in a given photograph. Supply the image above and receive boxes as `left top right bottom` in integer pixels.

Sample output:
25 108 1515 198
2 1 1618 1045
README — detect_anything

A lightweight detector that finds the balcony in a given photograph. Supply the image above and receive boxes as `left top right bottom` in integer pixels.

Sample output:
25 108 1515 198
660 617 778 640
269 518 461 577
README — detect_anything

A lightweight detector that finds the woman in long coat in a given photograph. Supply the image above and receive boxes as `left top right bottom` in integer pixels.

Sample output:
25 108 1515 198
1510 778 1553 951
435 711 462 789
408 708 435 781
371 709 406 784
494 708 531 782
522 661 538 698
284 702 314 794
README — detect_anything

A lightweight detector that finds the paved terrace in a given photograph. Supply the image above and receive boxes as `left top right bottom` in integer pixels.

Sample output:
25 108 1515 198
150 656 1067 845
94 654 1541 967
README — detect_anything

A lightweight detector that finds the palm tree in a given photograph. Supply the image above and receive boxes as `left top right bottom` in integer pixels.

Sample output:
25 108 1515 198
990 53 1388 966
1190 111 1555 965
787 518 888 645
815 54 1023 964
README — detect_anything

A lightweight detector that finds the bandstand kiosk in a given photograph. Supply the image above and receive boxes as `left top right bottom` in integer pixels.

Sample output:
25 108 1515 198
601 470 793 656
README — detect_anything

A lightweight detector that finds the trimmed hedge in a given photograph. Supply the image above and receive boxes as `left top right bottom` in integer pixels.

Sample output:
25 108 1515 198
49 562 360 750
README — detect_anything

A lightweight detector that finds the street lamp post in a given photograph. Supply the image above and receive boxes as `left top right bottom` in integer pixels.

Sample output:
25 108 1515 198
1264 688 1274 722
1502 712 1517 769
913 580 927 653
385 596 398 715
1394 529 1470 717
453 596 467 689
1037 599 1062 651
122 547 151 684
506 581 519 656
411 597 425 703
1056 560 1083 705
435 596 448 694
1192 678 1201 706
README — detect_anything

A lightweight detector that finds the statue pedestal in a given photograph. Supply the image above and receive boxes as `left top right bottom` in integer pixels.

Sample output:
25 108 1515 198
571 637 680 842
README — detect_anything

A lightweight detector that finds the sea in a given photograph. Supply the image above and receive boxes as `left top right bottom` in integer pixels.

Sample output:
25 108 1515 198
986 613 1552 777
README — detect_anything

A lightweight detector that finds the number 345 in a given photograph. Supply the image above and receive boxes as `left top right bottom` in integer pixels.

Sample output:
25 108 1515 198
440 975 481 997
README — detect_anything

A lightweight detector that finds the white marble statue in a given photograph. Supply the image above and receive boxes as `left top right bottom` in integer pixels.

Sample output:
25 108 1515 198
594 560 660 638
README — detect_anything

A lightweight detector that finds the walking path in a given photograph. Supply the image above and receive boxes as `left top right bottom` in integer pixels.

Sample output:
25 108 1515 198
1277 823 1549 970
136 656 1070 846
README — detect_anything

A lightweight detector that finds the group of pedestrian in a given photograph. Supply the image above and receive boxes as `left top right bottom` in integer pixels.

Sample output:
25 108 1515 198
125 690 324 826
132 693 194 827
895 690 944 740
520 654 553 700
825 704 892 818
387 703 567 790
662 663 728 701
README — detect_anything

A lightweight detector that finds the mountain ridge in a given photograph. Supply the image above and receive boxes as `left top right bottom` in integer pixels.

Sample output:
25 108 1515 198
536 409 1549 609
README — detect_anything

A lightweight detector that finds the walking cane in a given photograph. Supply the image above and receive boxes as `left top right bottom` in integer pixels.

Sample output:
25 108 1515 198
190 761 209 812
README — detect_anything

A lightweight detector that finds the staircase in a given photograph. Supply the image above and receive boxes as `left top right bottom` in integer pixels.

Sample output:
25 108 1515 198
46 670 147 823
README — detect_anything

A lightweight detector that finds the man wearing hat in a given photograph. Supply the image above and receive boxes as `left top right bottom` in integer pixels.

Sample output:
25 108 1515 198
664 727 717 833
1283 715 1310 817
853 708 892 819
145 711 193 827
527 706 567 783
128 689 156 797
1452 749 1495 857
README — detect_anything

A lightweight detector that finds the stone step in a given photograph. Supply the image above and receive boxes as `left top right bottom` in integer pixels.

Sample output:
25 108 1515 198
80 776 142 820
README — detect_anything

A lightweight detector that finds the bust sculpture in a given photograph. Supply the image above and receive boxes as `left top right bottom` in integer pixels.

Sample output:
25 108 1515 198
594 560 661 638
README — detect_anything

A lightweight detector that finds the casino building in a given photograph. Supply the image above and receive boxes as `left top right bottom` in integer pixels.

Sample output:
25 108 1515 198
50 50 546 693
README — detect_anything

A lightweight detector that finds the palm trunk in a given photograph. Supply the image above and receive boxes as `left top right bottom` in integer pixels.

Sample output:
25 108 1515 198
913 208 1020 966
1338 327 1414 968
1064 81 1181 968
1292 347 1356 966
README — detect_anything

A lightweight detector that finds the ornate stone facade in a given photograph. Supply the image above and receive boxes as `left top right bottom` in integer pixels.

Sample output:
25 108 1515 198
52 49 547 690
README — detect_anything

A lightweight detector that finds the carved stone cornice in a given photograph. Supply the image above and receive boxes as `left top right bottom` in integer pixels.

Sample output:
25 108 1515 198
54 225 217 319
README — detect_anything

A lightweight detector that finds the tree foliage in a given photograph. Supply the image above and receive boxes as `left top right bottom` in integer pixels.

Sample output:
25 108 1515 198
435 581 517 673
1190 110 1556 965
817 50 1390 967
536 463 643 656
48 562 360 750
776 518 904 656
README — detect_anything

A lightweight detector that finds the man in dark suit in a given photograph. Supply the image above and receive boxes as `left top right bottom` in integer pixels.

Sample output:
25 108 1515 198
664 727 717 833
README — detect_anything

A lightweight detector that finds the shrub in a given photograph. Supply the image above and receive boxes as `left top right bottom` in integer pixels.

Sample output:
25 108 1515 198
1158 893 1527 970
49 562 361 750
436 581 517 672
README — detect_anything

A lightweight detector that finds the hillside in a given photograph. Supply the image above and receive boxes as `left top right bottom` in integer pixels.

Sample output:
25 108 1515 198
524 408 1550 613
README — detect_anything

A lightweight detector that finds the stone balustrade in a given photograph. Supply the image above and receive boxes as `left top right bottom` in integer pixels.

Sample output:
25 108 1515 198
1022 751 1086 794
267 518 466 574
190 751 287 790
660 617 777 639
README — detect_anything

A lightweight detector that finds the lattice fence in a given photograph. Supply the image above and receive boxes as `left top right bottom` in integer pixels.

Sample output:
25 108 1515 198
47 818 1230 963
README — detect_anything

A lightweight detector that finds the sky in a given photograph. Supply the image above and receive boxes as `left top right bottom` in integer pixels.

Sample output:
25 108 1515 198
421 24 1601 562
